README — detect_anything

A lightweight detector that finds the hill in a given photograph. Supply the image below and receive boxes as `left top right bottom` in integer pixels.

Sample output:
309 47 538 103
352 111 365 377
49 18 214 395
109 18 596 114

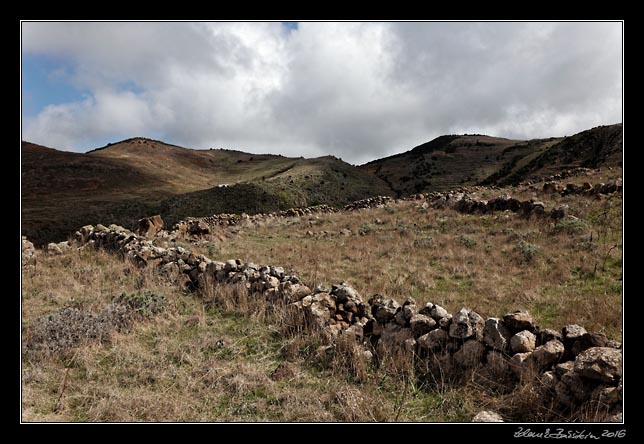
359 124 622 196
21 139 392 245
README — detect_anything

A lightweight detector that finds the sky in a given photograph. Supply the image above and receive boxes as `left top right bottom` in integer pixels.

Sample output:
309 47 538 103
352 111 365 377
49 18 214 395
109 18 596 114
21 21 622 165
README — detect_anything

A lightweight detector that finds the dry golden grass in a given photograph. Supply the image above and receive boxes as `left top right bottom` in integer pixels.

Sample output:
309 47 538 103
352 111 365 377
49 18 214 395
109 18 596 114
191 167 622 339
22 167 622 422
21 249 482 422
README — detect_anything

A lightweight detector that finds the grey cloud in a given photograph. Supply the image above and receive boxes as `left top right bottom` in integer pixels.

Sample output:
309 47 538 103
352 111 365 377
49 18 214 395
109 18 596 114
22 21 622 164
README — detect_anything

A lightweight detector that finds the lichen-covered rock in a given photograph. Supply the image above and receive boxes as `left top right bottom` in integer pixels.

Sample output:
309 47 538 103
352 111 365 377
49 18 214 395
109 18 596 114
562 324 587 350
374 299 400 323
573 347 622 383
472 411 503 422
430 304 449 320
448 308 484 340
531 340 565 369
570 332 609 357
410 314 436 337
417 328 448 350
510 330 537 353
483 317 511 351
503 310 534 332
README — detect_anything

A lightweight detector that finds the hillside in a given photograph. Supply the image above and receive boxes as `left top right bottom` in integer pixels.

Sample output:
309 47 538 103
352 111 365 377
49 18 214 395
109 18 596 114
21 139 392 245
359 124 622 196
159 155 394 226
22 166 623 422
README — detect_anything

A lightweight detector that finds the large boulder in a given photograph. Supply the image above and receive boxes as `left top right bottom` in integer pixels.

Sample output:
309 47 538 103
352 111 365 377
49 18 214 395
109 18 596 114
136 215 164 237
573 347 622 384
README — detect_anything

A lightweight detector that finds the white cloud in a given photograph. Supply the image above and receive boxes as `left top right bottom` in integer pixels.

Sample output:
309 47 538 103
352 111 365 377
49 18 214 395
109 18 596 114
22 21 622 164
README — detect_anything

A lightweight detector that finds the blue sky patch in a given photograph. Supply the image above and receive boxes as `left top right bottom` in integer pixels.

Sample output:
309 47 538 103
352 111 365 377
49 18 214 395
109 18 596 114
21 53 85 119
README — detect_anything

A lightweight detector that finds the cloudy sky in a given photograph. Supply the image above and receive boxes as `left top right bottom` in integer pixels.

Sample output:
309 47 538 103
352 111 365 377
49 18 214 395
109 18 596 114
21 21 622 165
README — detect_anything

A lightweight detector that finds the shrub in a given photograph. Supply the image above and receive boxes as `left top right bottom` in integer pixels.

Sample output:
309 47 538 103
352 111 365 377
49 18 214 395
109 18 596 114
553 217 590 235
459 235 477 248
112 291 167 319
25 291 166 359
517 241 539 263
359 224 375 236
413 237 434 248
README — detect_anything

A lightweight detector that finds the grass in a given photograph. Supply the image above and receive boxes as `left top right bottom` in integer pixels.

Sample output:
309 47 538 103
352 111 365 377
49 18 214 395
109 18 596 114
22 167 622 422
188 168 621 339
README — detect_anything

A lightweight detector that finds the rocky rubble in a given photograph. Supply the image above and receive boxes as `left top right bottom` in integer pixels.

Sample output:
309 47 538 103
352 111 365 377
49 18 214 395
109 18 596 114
343 196 392 211
40 222 621 420
174 204 339 233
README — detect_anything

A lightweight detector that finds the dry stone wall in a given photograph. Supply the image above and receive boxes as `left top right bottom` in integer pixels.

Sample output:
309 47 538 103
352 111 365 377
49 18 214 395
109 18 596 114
54 222 623 420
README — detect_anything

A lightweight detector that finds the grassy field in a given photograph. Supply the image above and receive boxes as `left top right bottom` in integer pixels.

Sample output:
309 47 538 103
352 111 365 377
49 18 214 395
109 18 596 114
22 249 506 422
21 167 622 422
191 167 623 339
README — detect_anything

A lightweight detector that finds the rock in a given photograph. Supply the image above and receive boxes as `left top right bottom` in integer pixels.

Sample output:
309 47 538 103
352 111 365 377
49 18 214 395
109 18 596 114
485 351 510 378
542 182 559 194
410 314 436 338
540 371 558 389
551 204 569 220
339 228 352 236
510 330 537 353
560 370 594 403
280 282 312 303
483 318 511 351
46 242 63 255
570 332 608 357
503 310 534 332
531 340 565 369
332 284 362 304
472 411 503 422
22 237 36 260
573 347 622 383
592 384 622 406
374 299 400 323
136 215 164 236
605 412 623 423
188 220 210 235
394 310 408 327
448 308 484 340
438 315 452 329
539 328 563 344
453 340 486 367
509 352 532 378
563 324 587 342
430 304 449 320
224 259 238 272
417 329 449 350
418 303 434 316
555 361 575 377
377 324 413 356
